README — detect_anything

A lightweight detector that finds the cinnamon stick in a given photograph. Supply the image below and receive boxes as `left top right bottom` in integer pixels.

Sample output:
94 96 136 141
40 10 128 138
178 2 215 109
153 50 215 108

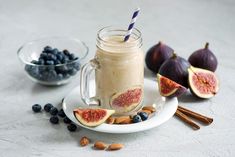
178 106 213 125
175 110 200 130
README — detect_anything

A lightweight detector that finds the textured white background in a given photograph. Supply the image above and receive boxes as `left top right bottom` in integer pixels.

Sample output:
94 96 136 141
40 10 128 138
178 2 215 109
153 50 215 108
0 0 235 157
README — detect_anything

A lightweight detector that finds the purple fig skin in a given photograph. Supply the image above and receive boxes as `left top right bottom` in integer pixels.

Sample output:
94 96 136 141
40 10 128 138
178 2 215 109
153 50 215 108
145 41 174 73
188 43 218 72
159 53 190 88
167 86 187 98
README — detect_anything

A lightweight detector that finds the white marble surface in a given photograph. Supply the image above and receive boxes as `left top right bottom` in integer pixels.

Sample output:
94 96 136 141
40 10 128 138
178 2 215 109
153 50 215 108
0 0 235 156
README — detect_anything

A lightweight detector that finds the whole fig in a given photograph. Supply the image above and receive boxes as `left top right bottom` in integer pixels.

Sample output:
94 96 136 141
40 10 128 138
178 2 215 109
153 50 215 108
188 42 218 72
145 41 174 73
159 53 190 88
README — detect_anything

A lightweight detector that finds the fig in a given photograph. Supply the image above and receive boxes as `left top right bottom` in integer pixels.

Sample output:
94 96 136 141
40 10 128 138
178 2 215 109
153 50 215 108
188 66 219 98
157 74 187 98
145 41 174 73
73 108 115 127
110 87 143 113
188 42 218 72
158 53 190 88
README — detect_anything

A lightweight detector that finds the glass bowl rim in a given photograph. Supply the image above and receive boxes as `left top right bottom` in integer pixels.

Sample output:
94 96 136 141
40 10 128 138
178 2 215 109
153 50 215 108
17 36 89 67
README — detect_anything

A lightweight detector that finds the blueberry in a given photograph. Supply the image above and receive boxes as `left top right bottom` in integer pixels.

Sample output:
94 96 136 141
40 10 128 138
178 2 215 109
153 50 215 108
56 54 64 61
44 103 53 112
40 53 47 59
50 107 58 115
51 55 57 61
132 115 142 123
31 60 38 64
54 60 61 65
58 109 66 118
46 54 54 60
45 65 55 71
26 66 39 78
55 65 68 74
49 70 57 77
38 66 46 73
25 64 31 71
68 69 77 76
38 58 45 65
63 49 70 56
50 116 59 124
40 70 57 81
73 62 81 70
51 48 59 55
44 46 53 52
63 73 70 79
67 123 77 132
32 104 42 113
63 117 71 124
62 56 69 63
57 73 63 80
68 53 75 60
138 112 149 121
45 60 54 65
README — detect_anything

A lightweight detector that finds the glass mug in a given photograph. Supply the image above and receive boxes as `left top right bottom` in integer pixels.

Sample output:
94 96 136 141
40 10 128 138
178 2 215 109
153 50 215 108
80 26 144 115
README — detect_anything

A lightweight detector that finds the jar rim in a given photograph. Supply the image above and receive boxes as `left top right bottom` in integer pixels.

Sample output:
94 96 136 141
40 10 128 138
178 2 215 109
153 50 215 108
96 26 142 52
97 26 142 43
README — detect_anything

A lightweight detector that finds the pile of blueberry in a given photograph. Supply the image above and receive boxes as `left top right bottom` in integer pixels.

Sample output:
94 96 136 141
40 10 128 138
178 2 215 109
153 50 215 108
132 112 149 123
32 103 77 132
25 46 81 82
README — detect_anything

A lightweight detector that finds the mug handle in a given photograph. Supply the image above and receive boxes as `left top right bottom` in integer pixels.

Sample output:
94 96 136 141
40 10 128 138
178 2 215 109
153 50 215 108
80 59 100 106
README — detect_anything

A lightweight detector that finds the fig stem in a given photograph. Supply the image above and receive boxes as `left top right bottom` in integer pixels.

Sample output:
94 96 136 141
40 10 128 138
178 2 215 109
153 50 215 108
171 52 177 59
205 42 209 49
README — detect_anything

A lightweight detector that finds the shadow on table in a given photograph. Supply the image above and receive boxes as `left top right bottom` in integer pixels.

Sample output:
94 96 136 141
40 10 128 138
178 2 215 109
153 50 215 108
178 91 208 104
30 83 64 94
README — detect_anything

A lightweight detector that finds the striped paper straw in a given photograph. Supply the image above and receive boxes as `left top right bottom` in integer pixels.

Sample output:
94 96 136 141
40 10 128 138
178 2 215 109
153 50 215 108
124 7 140 42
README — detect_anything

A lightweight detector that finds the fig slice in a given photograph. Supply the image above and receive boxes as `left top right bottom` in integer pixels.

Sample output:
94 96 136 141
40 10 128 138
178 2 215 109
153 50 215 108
110 87 143 113
157 74 187 98
188 66 219 98
73 108 115 127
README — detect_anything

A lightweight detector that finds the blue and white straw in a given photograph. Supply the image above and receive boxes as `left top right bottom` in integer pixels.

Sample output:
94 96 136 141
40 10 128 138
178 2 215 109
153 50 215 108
124 7 140 42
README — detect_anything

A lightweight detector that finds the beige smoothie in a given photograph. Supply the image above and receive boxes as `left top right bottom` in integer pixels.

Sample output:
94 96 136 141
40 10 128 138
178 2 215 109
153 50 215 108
95 36 144 115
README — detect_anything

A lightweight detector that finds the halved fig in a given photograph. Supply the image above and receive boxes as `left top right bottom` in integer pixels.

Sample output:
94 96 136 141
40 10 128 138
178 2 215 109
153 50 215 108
73 108 115 127
110 87 143 113
188 66 219 98
157 74 187 98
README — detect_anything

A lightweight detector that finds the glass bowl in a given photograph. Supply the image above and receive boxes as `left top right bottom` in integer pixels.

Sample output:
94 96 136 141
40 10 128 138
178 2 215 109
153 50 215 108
17 37 89 86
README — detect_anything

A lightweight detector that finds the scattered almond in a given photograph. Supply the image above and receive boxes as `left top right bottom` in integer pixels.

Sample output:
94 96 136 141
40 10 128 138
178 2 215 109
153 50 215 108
94 141 107 150
106 116 115 124
142 106 156 113
108 143 124 150
80 136 90 147
114 116 131 124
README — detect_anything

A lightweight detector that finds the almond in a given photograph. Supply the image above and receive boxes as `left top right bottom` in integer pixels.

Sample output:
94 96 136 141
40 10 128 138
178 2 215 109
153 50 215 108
106 116 115 124
142 106 156 113
80 136 90 147
138 109 152 115
119 117 132 124
114 116 131 124
94 141 107 150
108 143 124 150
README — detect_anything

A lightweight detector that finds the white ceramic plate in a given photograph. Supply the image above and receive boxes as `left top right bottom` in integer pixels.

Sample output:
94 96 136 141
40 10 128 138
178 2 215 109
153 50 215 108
62 78 178 133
